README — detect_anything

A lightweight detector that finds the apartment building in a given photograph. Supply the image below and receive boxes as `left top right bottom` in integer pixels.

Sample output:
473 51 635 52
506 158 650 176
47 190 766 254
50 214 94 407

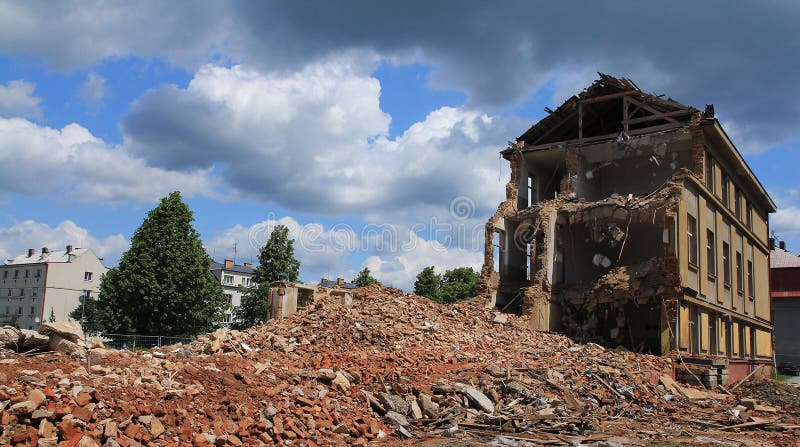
210 259 255 326
1 246 108 329
479 74 775 380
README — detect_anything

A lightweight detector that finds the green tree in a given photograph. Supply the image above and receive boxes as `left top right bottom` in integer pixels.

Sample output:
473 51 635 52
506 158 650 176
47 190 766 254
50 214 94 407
233 224 300 329
413 266 441 300
69 294 99 334
353 267 376 287
437 267 479 304
95 191 226 336
48 307 56 323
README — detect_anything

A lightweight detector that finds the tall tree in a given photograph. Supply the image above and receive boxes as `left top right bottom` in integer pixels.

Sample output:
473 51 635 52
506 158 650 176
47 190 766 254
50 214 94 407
353 267 376 287
234 225 300 329
95 191 226 336
437 267 479 304
413 266 441 300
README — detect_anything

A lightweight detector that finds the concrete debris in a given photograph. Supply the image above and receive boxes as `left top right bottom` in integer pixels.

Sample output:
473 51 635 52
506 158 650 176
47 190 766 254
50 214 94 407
0 284 794 446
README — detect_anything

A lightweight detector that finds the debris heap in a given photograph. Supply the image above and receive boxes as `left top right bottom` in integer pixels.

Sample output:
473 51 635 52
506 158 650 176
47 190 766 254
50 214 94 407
0 285 797 446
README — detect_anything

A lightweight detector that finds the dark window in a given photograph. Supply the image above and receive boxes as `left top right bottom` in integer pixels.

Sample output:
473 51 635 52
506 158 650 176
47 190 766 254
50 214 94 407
14 270 19 279
735 190 742 220
688 215 698 266
2 271 6 279
19 288 24 297
746 204 753 230
722 242 731 286
84 272 93 281
34 269 41 278
706 229 716 276
747 260 754 300
24 270 29 278
736 251 743 293
705 154 716 193
721 174 730 206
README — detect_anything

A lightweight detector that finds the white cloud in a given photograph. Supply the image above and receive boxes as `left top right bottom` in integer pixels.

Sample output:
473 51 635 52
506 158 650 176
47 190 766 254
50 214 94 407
122 60 518 222
363 231 482 291
0 80 42 118
0 118 215 203
0 219 128 265
772 206 800 238
79 72 107 102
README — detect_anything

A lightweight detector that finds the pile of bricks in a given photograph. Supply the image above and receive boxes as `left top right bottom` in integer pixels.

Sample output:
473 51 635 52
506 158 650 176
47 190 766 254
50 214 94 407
0 284 797 446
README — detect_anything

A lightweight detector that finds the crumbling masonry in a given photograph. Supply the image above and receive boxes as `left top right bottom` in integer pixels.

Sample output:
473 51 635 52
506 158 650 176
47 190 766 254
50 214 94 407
479 75 776 377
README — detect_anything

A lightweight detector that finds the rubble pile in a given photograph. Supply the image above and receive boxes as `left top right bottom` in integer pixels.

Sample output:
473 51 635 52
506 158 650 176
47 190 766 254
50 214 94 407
0 285 797 446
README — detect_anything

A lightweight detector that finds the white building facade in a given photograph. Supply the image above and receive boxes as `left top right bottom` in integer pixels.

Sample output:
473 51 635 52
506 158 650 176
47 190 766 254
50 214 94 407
210 260 255 326
1 246 108 330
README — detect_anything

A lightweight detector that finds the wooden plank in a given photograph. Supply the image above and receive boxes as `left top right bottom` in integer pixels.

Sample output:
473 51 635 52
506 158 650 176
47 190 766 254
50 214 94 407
624 109 692 125
627 97 681 123
578 91 635 104
531 111 577 145
521 123 685 152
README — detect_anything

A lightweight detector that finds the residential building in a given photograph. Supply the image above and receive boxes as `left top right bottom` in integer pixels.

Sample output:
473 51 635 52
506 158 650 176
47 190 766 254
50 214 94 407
479 74 775 381
770 240 800 367
210 259 255 326
1 246 108 329
318 277 357 289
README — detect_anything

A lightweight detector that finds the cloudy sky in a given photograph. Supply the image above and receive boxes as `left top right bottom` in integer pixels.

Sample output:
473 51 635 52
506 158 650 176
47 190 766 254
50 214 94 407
1 1 799 289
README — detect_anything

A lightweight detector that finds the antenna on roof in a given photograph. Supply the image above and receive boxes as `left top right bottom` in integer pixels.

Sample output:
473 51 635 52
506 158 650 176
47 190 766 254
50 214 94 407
233 242 237 264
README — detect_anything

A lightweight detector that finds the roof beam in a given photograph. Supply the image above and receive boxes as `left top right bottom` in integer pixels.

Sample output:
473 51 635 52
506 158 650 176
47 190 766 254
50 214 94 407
578 91 635 105
624 109 693 125
530 110 577 145
626 97 681 123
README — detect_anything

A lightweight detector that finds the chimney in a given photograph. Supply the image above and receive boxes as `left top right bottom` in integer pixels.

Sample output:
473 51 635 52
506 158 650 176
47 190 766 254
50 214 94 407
224 259 234 268
41 247 49 254
779 241 787 250
243 262 253 269
66 245 73 253
27 248 35 257
769 237 776 250
337 278 345 286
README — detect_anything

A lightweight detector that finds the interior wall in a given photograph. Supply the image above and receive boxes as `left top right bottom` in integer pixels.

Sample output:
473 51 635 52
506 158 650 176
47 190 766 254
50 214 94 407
576 137 692 202
561 220 665 285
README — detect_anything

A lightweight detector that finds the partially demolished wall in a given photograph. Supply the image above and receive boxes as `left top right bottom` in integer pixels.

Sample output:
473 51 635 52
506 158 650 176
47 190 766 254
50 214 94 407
480 130 695 354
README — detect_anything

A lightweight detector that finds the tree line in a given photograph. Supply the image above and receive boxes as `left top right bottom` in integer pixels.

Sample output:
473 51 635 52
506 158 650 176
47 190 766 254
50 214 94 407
72 191 479 336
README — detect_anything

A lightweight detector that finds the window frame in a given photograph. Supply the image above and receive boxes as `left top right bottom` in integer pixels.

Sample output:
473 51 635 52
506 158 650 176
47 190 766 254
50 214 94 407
706 229 717 277
722 242 731 287
735 251 743 294
705 153 716 194
721 173 730 207
687 215 699 267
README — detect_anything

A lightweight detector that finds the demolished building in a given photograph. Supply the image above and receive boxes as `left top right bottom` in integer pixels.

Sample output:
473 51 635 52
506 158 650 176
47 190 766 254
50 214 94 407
479 74 776 379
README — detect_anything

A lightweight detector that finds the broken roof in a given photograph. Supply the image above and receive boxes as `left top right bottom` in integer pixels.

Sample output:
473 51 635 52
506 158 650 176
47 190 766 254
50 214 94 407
517 73 697 146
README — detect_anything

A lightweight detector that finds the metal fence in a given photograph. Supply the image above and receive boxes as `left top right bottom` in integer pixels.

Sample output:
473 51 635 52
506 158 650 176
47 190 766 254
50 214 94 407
95 333 195 350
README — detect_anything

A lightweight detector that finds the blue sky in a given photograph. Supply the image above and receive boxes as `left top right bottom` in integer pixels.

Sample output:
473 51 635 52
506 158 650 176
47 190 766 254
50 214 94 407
1 1 799 290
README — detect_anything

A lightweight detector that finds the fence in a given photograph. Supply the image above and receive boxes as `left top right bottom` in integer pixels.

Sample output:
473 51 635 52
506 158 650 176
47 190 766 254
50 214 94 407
95 333 195 351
